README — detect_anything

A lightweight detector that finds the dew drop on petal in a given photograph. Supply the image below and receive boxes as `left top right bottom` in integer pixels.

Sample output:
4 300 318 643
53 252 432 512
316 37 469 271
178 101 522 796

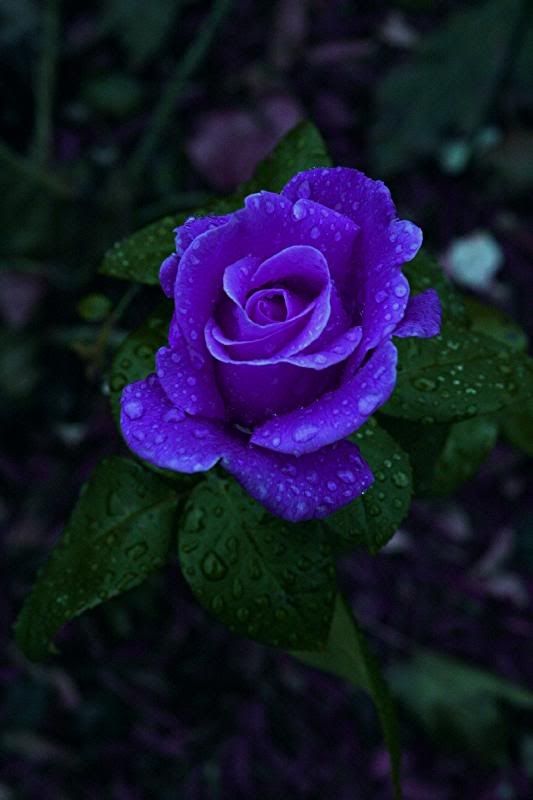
124 400 144 419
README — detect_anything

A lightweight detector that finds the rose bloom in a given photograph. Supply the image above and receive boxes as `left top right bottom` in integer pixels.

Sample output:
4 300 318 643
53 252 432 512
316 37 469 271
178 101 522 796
120 168 441 521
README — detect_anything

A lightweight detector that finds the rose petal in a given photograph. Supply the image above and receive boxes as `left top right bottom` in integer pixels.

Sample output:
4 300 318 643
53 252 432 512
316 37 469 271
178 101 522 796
282 167 422 333
222 438 373 522
356 270 411 356
120 375 227 472
206 246 332 363
156 333 226 420
174 215 243 355
251 340 398 455
159 215 231 298
205 311 312 362
120 374 374 522
216 291 311 343
160 253 181 298
223 255 261 308
175 214 231 256
393 289 442 339
215 361 335 426
239 192 360 293
285 325 362 369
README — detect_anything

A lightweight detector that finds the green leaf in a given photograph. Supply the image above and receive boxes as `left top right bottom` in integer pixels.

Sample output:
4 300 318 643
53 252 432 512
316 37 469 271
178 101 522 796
14 457 178 661
502 394 533 456
109 302 171 422
99 121 330 284
404 249 467 325
380 416 498 497
325 419 412 555
292 595 403 800
389 649 533 763
178 475 337 651
100 213 184 285
464 295 529 352
371 0 524 174
429 416 499 495
384 326 527 423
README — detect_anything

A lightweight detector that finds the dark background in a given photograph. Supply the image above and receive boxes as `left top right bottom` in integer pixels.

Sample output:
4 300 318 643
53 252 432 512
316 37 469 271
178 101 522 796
1 0 533 797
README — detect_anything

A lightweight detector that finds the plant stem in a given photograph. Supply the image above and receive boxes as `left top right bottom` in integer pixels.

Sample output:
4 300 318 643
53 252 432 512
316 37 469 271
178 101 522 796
127 0 233 183
32 0 60 166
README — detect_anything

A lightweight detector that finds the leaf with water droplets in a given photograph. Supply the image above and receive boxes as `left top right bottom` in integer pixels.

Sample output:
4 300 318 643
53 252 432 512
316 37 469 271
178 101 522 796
100 122 331 284
325 418 412 555
178 475 337 650
100 213 186 284
14 458 178 661
109 302 171 422
292 594 403 800
383 326 529 423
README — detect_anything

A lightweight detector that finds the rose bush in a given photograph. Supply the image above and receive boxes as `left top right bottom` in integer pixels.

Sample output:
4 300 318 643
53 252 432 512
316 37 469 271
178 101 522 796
120 167 441 521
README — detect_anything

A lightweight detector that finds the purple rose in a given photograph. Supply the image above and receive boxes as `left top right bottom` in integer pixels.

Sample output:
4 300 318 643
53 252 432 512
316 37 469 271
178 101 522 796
120 168 441 522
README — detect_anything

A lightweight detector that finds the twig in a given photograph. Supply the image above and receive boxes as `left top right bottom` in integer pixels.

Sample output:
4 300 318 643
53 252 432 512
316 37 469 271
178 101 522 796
127 0 233 182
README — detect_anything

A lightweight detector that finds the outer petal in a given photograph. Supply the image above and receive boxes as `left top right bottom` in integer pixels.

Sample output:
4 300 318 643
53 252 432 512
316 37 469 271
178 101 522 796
174 215 244 350
282 168 422 347
251 341 398 456
160 253 181 298
222 438 373 522
393 289 442 339
159 215 231 298
120 375 374 522
174 214 231 255
156 338 226 420
120 376 227 472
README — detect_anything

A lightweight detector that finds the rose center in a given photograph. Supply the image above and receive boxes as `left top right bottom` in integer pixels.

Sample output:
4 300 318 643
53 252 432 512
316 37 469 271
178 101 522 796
245 289 288 325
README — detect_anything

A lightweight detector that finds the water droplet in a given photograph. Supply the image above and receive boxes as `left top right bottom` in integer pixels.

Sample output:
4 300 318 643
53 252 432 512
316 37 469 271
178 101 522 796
413 377 437 392
124 400 144 419
337 469 356 484
292 202 307 220
163 408 185 423
106 490 122 516
392 471 409 488
211 595 225 613
357 395 380 415
232 578 244 599
200 551 227 581
125 542 149 561
293 423 319 443
310 226 320 240
375 290 387 303
297 180 311 199
394 283 407 297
